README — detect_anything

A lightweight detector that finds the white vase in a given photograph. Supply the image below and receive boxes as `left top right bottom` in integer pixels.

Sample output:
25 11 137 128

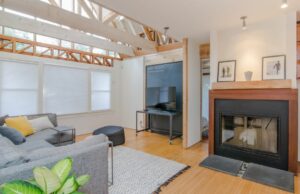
244 71 253 81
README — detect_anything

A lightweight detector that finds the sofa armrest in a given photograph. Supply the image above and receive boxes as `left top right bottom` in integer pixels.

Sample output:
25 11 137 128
0 142 109 194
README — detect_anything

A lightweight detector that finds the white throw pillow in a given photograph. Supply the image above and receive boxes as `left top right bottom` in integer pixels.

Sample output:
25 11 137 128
28 116 54 132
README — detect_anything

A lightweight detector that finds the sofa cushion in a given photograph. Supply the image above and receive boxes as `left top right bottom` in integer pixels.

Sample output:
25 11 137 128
17 140 54 152
28 116 54 132
26 128 73 145
0 126 26 145
0 135 27 168
5 117 34 137
0 115 8 126
27 113 57 127
27 134 108 161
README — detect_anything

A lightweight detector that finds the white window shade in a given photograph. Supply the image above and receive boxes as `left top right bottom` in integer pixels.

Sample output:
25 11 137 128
91 71 111 111
0 61 39 115
43 65 89 114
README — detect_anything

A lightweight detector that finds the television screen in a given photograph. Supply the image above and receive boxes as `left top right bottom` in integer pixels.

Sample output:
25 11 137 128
146 86 176 111
146 87 160 107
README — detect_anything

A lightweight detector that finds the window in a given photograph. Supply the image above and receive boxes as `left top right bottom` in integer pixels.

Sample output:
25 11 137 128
74 43 90 52
0 61 39 115
91 71 111 110
0 60 112 115
43 65 89 114
62 0 74 12
4 27 34 41
36 34 60 46
108 51 115 57
61 40 72 48
93 48 107 55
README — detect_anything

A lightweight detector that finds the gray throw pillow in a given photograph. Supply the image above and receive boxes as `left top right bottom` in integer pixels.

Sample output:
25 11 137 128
0 126 26 145
0 135 28 168
0 115 8 126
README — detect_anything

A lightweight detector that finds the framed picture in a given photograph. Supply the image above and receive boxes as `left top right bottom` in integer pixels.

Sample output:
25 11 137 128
262 55 286 80
217 60 236 82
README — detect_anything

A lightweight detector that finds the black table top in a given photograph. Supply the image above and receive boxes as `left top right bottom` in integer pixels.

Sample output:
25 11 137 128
137 109 178 116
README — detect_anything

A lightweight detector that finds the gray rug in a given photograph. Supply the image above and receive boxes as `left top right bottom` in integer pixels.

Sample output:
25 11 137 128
199 155 243 176
243 163 294 193
109 146 190 194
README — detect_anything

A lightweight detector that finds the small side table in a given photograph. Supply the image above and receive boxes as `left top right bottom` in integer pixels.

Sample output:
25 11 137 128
136 110 181 144
52 126 76 144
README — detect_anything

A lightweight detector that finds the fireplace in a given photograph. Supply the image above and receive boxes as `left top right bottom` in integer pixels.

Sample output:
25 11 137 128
209 88 298 173
215 99 288 170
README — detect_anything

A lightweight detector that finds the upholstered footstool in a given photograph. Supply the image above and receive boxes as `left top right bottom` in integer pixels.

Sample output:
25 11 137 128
93 126 125 146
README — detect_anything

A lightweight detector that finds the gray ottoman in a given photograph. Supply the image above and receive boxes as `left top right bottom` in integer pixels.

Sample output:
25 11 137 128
93 126 125 146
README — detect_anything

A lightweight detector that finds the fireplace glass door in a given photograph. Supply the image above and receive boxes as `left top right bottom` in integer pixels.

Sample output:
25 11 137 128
221 115 278 154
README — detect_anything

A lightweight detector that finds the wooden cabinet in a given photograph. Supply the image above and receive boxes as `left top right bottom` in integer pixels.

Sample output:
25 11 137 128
199 44 210 59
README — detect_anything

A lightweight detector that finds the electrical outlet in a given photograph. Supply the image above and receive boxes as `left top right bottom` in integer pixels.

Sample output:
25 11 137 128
139 120 143 128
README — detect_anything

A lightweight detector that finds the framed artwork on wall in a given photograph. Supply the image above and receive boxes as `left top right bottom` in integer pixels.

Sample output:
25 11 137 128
217 60 236 82
262 55 286 80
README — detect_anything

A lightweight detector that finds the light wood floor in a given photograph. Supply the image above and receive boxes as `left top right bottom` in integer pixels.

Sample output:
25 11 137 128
77 129 300 194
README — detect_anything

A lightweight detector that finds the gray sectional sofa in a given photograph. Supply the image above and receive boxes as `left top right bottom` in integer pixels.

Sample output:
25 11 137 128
26 113 75 146
0 113 110 194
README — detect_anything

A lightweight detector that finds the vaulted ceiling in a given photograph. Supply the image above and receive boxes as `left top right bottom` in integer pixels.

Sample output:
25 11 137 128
92 0 300 43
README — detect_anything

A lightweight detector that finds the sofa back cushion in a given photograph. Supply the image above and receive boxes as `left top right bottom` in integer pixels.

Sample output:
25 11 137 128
5 117 34 137
0 135 27 168
0 115 8 126
27 113 57 127
0 126 26 145
28 116 54 132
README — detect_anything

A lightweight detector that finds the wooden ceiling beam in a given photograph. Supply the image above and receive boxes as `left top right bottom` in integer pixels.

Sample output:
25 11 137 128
103 11 118 24
1 0 156 52
0 11 135 56
78 0 96 20
143 27 154 41
48 0 58 7
156 42 183 52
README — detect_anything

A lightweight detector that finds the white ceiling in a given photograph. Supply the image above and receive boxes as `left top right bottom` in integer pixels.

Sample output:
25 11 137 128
94 0 300 43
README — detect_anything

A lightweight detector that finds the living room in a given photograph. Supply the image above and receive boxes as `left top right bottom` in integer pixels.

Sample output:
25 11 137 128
0 0 300 194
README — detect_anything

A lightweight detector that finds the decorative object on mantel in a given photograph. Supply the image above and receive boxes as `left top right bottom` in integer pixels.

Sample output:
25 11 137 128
217 60 236 82
244 71 253 81
262 55 286 80
212 80 292 90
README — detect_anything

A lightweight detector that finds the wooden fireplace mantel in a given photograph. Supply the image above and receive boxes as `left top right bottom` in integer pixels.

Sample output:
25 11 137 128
212 80 292 90
209 88 298 173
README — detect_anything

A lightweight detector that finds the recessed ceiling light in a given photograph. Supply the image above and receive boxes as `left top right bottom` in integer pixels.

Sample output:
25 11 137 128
118 16 125 21
281 0 288 9
241 16 247 30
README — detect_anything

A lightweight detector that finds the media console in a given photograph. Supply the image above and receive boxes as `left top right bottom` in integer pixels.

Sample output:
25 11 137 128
136 109 182 144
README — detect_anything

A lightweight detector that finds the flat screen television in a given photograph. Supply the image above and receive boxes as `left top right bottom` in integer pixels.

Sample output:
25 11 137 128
146 86 176 111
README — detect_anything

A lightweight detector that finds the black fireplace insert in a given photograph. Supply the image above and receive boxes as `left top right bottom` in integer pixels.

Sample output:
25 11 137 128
214 99 288 170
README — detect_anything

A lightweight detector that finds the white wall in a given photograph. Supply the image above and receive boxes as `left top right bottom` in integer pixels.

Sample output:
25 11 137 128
202 75 210 120
187 39 202 147
0 52 122 135
210 13 299 160
119 48 202 147
211 14 296 87
119 57 145 129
